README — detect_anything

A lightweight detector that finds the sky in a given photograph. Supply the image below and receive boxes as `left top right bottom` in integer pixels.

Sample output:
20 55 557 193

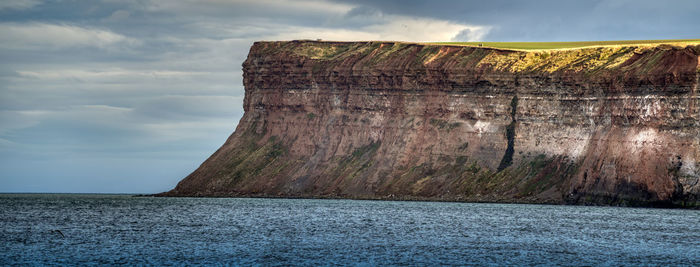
1 0 698 193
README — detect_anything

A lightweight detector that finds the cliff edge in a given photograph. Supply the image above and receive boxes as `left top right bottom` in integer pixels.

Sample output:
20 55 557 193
161 41 700 208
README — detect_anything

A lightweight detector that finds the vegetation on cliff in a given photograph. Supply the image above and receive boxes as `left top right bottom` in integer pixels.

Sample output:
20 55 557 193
433 39 700 50
262 39 700 79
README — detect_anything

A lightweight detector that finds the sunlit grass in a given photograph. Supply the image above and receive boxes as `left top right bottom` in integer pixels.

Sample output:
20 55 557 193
282 39 700 73
428 39 700 51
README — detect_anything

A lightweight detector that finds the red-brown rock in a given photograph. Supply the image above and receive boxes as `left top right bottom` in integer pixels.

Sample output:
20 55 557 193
160 41 700 208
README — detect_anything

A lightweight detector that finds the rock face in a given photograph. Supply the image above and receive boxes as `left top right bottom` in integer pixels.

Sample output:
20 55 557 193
162 41 700 207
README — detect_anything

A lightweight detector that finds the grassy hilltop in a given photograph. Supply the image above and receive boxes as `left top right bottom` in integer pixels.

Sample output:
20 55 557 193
271 39 700 74
430 39 700 51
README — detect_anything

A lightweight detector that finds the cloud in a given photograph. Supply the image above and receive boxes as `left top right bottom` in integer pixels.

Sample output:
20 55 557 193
330 0 700 41
144 0 354 16
132 95 243 121
267 9 489 42
16 69 206 81
0 23 137 50
0 110 43 134
0 100 240 155
0 0 40 10
452 27 491 42
1 0 697 193
362 17 487 42
137 0 489 42
104 9 131 21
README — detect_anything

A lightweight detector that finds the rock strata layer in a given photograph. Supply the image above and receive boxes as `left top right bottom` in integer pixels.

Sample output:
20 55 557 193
162 41 700 208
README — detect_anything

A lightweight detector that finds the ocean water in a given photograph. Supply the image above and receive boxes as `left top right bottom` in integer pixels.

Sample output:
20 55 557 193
0 194 697 266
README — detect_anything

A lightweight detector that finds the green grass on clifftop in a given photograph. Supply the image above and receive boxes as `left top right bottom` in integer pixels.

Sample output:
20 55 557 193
280 39 699 74
430 39 700 50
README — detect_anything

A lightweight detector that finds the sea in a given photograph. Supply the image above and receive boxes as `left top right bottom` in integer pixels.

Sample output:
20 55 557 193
0 194 697 266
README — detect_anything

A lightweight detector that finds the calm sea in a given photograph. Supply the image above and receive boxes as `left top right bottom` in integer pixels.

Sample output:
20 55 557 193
0 194 697 266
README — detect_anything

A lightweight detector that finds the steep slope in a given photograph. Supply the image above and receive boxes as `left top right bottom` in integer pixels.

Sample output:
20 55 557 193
161 41 700 207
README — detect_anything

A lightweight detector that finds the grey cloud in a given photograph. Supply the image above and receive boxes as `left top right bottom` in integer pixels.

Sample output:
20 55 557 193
0 0 41 11
333 6 384 27
131 95 243 122
451 27 489 42
0 0 307 192
1 103 239 157
105 9 130 21
2 0 697 193
330 0 700 41
0 23 137 50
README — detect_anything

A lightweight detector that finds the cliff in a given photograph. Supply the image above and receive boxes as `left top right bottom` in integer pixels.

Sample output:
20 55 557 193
161 40 700 208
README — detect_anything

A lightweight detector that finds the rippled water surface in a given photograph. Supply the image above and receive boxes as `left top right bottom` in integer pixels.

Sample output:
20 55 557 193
0 194 698 265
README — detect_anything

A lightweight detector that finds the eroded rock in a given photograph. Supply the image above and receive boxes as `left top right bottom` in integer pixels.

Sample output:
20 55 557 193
161 41 700 208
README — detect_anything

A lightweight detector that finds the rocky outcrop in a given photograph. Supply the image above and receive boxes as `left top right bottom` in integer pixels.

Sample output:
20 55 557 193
161 41 700 208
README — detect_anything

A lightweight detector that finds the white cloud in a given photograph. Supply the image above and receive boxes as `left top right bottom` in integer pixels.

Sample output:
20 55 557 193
451 27 492 42
0 0 40 10
145 0 353 15
140 118 235 142
0 95 240 145
105 10 131 21
363 17 489 42
140 0 490 42
263 10 489 42
17 69 206 81
267 18 488 42
0 23 137 50
0 110 43 134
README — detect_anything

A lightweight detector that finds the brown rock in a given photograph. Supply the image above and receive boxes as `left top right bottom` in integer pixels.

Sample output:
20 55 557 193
160 41 700 208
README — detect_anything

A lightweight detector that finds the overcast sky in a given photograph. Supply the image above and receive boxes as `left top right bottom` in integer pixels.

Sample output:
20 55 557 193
1 0 698 193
